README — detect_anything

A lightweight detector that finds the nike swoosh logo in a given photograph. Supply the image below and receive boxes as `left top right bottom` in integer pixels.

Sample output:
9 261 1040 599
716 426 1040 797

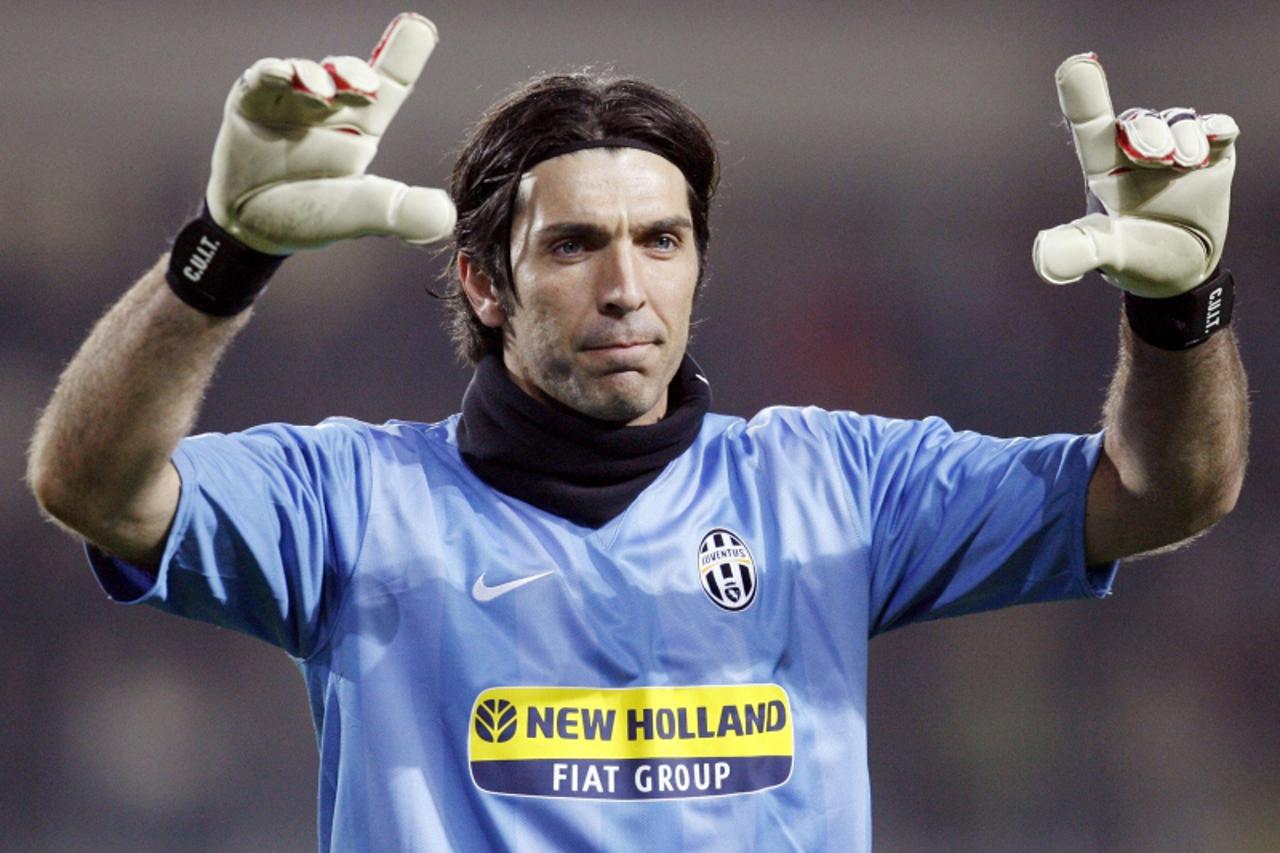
471 570 555 602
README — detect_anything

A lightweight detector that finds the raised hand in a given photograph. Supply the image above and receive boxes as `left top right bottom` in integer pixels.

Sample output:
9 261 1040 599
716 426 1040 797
1033 53 1239 298
207 13 455 254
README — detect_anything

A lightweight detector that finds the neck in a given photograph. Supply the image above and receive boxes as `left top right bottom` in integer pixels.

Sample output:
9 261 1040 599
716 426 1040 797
456 352 711 527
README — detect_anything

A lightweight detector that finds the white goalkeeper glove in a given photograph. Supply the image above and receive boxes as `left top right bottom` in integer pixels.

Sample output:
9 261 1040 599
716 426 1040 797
1032 53 1239 298
207 12 455 254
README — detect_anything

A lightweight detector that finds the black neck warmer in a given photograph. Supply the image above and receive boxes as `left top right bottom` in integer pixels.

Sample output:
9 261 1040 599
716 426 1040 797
457 353 711 527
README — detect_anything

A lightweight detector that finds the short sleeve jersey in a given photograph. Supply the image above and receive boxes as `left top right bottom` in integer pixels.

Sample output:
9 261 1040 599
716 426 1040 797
89 407 1116 852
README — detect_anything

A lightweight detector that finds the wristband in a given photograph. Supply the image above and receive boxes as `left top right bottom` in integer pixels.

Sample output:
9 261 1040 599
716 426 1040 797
166 205 288 316
1123 268 1234 350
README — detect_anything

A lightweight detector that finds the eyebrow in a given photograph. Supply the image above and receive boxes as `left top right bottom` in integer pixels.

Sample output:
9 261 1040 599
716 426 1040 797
536 216 694 243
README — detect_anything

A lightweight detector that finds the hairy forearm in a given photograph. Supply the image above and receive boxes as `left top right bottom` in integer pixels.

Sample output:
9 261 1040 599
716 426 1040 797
1087 321 1249 563
27 255 250 557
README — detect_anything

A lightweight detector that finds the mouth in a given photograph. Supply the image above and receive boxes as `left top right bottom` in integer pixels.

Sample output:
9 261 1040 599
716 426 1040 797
579 339 660 370
582 340 655 352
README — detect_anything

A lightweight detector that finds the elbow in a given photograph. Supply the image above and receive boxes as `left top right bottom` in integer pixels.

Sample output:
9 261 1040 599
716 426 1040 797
1197 469 1245 530
1166 468 1245 542
27 459 87 532
27 431 178 562
26 436 102 535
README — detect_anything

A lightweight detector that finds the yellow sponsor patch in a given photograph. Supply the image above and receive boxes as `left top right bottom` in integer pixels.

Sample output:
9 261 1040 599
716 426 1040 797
469 684 793 800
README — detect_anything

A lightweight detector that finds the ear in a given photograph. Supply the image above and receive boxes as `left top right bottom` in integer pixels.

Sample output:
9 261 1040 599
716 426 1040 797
458 255 507 329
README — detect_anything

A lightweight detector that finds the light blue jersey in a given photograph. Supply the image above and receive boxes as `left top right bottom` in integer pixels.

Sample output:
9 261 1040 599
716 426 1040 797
89 407 1115 851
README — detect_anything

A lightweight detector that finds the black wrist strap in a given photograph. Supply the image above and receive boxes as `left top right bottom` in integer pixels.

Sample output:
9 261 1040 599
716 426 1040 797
1123 268 1234 350
166 205 288 316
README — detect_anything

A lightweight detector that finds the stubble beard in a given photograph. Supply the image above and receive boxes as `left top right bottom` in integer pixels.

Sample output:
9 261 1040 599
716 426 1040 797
544 360 667 423
507 313 689 424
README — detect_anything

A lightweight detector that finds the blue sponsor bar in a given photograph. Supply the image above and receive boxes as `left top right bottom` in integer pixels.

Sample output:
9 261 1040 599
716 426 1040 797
472 756 791 800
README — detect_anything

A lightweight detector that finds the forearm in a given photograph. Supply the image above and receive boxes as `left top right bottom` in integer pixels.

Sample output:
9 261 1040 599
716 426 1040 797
27 254 250 560
1086 321 1249 563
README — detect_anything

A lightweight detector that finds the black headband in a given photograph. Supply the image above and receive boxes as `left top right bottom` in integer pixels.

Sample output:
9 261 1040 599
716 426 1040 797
532 136 673 169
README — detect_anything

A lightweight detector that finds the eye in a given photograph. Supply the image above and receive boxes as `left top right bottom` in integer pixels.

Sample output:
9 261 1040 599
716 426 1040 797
551 239 584 257
650 234 679 252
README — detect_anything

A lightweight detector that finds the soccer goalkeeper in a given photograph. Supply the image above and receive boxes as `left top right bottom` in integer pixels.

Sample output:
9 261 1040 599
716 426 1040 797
27 13 1248 851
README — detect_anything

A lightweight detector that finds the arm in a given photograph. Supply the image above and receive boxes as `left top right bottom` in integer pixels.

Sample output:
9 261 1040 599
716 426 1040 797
26 14 453 570
27 259 248 568
1085 323 1248 564
1031 54 1248 563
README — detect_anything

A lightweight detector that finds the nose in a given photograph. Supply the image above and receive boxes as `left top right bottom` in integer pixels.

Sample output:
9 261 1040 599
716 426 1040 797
598 244 645 316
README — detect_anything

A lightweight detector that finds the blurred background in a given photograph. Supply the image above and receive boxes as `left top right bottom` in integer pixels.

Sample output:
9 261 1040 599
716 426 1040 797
4 1 1277 850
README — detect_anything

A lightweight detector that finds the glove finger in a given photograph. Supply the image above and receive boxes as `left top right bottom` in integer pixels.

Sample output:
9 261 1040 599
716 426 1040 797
1202 112 1240 144
360 13 440 137
1032 213 1116 284
291 58 336 102
236 57 293 115
1116 108 1175 167
319 56 387 135
1160 108 1210 169
370 13 439 86
1201 113 1240 165
242 57 293 90
1054 53 1122 176
241 175 456 250
1034 216 1211 295
237 57 338 125
322 55 380 106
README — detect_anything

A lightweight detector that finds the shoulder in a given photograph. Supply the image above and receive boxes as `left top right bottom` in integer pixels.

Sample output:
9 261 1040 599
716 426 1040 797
178 414 462 471
182 416 376 459
357 414 461 460
245 414 459 447
696 408 1000 495
338 414 457 444
707 405 956 455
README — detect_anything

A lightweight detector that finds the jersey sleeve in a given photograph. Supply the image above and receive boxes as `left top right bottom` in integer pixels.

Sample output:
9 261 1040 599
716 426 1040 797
84 417 373 658
834 414 1117 636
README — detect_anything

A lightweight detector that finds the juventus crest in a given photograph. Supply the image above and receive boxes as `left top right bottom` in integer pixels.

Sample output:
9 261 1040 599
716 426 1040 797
697 528 759 611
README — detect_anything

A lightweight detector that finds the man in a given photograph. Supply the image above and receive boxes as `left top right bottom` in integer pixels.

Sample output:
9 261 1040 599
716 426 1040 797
26 12 1248 852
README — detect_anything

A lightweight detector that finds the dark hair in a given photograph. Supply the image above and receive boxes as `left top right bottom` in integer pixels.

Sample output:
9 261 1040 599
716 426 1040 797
444 71 720 364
